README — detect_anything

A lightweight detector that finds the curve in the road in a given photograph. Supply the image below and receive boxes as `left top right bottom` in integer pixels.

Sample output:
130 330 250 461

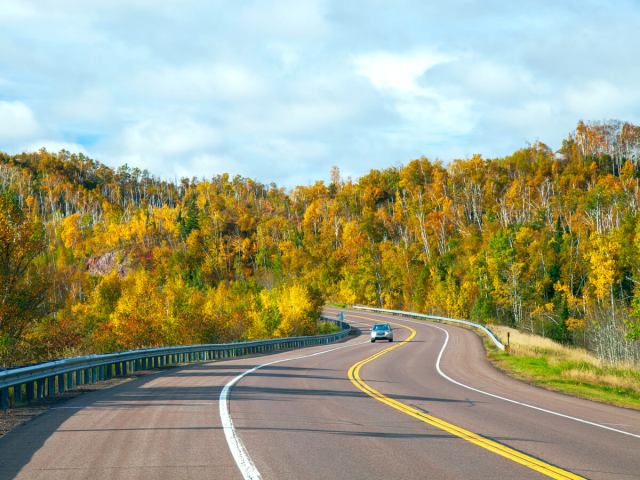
347 314 585 480
220 338 370 480
379 313 640 440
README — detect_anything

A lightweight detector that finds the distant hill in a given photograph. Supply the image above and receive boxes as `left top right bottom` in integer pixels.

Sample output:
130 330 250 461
1 120 639 366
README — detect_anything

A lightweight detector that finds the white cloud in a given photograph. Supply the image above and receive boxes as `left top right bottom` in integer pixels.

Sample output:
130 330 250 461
564 80 637 120
100 117 221 175
23 140 87 154
239 0 329 37
119 118 219 155
354 50 474 140
1 1 640 185
173 153 242 180
54 87 112 123
135 63 265 101
354 50 453 95
0 101 40 140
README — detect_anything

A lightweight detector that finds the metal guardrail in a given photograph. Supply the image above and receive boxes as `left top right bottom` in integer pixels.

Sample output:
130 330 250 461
352 305 505 351
0 316 350 410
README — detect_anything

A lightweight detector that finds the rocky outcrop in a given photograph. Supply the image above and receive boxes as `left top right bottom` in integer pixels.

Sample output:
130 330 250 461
86 251 129 277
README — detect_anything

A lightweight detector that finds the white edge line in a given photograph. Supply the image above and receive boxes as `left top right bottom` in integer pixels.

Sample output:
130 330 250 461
219 339 370 480
340 309 640 440
393 314 640 440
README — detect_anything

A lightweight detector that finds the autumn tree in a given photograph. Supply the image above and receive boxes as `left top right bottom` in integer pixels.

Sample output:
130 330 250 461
0 190 49 365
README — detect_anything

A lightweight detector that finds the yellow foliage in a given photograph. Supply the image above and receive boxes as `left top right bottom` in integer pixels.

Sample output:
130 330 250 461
60 213 82 249
275 284 314 337
566 317 585 331
587 233 620 301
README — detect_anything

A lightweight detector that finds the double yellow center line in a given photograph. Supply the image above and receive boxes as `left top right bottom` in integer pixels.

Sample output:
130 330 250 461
347 315 585 480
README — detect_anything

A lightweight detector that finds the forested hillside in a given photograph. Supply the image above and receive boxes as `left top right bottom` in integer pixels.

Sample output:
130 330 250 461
2 120 640 367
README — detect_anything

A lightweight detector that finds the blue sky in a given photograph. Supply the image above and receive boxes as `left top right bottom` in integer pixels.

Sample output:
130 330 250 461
1 1 639 187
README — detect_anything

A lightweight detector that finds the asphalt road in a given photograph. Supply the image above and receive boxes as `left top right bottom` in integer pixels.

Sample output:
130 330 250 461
0 308 638 479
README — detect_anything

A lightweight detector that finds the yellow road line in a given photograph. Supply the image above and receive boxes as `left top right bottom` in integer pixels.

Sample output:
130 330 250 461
347 314 585 480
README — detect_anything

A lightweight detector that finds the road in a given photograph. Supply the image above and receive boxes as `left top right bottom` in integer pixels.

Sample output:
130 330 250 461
0 308 638 479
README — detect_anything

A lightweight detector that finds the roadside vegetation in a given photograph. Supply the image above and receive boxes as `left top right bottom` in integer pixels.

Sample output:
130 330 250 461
317 321 342 334
2 120 640 370
488 325 640 410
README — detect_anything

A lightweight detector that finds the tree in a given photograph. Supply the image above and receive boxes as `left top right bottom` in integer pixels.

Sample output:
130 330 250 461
0 190 48 364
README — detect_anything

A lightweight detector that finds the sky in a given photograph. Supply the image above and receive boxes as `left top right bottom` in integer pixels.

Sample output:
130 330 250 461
1 0 639 187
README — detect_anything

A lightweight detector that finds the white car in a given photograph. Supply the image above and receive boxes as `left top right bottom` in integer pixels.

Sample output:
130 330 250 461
370 323 393 342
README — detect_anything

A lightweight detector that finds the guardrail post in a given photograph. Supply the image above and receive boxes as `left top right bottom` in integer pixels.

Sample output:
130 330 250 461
46 377 54 397
14 384 22 403
57 374 65 393
37 378 45 399
26 381 35 401
0 388 9 410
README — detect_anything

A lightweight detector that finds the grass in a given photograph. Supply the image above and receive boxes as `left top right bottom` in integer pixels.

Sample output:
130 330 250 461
486 325 640 410
317 321 342 334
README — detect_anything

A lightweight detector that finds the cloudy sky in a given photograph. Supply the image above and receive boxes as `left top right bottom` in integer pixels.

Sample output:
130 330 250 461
1 1 639 186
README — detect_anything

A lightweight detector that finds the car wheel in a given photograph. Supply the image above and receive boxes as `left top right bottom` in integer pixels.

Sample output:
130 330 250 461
371 339 375 342
389 338 393 342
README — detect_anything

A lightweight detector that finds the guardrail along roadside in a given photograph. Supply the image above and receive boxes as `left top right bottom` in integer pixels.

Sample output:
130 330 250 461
0 315 350 410
351 305 505 351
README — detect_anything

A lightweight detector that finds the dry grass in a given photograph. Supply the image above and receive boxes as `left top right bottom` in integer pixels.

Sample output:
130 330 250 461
490 325 602 365
487 324 640 409
560 369 640 394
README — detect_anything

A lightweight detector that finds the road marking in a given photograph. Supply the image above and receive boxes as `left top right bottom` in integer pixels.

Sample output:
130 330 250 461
424 321 640 440
220 339 370 480
364 312 640 441
343 309 640 439
348 315 585 480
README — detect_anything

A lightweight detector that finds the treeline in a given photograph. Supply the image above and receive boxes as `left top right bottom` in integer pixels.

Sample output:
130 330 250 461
2 120 640 366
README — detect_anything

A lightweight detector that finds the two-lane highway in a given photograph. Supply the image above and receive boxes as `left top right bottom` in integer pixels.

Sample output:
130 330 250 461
0 308 638 479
